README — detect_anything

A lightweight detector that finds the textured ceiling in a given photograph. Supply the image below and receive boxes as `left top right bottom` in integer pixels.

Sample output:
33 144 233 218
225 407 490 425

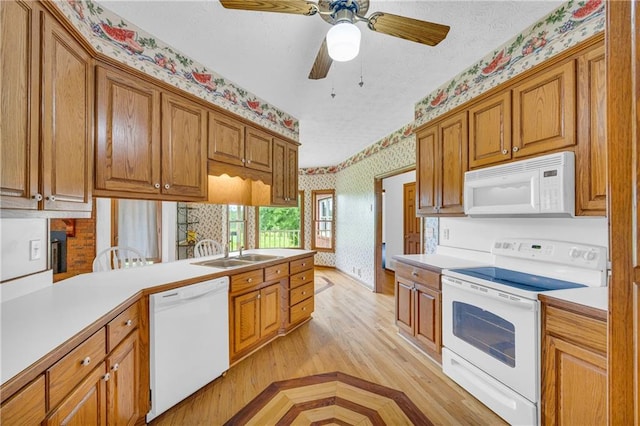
101 0 564 168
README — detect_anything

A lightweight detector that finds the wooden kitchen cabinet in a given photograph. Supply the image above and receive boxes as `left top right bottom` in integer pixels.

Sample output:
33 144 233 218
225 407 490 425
540 297 607 425
0 375 46 425
1 0 93 216
416 111 467 216
107 332 141 426
576 43 607 216
231 283 281 358
394 261 442 362
468 91 512 168
208 111 273 173
287 256 315 328
95 65 206 201
272 138 299 206
512 60 576 158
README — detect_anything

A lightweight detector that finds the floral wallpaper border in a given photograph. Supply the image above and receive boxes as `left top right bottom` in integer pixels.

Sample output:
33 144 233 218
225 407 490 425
300 0 605 176
55 0 299 141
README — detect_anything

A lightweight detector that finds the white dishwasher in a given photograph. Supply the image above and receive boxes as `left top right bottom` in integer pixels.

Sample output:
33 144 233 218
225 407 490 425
147 277 229 422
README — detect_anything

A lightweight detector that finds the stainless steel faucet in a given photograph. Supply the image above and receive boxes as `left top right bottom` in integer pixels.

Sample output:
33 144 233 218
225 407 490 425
239 245 244 257
224 243 229 258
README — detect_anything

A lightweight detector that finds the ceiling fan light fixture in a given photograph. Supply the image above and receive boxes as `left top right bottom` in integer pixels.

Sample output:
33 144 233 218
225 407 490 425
326 22 361 62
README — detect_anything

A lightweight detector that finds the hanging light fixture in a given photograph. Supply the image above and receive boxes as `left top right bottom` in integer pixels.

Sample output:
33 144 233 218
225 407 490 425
326 21 361 62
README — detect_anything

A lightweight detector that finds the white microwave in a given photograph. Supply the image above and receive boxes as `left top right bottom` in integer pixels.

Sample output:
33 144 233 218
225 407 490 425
464 151 575 217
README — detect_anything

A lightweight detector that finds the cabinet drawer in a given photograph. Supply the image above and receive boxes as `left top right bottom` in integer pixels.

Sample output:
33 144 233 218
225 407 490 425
290 296 314 324
265 262 289 282
107 302 139 352
47 328 107 409
395 262 440 290
290 282 314 306
231 269 264 293
0 375 46 425
545 305 607 354
290 256 313 275
290 270 313 289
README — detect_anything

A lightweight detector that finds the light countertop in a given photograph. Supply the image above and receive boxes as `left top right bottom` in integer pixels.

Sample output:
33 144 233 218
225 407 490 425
1 249 313 386
392 254 487 272
539 286 608 312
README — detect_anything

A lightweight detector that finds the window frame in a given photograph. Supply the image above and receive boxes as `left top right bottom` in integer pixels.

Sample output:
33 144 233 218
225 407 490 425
227 204 247 251
311 189 335 252
255 190 304 249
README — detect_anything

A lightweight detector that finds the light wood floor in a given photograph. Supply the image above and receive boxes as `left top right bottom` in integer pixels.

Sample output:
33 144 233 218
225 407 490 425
152 268 506 425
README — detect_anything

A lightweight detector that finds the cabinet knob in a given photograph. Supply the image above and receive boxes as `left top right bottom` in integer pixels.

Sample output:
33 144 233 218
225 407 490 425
164 183 170 190
103 373 110 382
276 270 281 274
247 278 253 283
32 193 43 201
502 149 508 155
46 195 56 201
302 291 306 295
301 276 306 281
125 319 133 327
512 146 519 152
302 307 306 311
154 183 161 189
80 356 91 366
111 363 119 372
257 293 261 299
301 263 306 267
241 158 246 163
411 271 418 277
247 159 251 164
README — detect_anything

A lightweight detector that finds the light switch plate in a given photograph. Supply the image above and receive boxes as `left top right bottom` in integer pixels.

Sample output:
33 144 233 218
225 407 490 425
30 240 42 260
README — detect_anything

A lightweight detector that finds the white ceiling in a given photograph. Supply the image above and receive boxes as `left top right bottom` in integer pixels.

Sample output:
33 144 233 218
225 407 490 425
101 0 564 168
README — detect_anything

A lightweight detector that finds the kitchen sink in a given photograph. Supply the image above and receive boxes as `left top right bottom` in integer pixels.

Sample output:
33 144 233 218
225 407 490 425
232 254 283 262
193 258 252 269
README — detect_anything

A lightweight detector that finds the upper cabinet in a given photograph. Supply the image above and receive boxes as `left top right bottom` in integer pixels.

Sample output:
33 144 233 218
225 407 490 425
512 60 576 158
272 139 299 206
416 111 468 216
468 92 512 168
208 111 273 173
95 65 206 201
1 1 93 216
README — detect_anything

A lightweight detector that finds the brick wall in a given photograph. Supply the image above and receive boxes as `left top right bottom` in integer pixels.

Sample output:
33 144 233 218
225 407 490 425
50 204 96 282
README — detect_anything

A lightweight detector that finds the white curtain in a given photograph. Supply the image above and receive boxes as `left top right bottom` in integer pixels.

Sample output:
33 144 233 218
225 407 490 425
118 200 159 259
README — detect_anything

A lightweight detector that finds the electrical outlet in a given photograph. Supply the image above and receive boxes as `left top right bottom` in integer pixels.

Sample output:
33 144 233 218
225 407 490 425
442 228 450 240
352 267 355 273
30 239 42 260
426 227 435 238
358 268 361 277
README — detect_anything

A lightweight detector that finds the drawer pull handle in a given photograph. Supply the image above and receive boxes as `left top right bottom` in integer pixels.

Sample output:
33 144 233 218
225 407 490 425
302 263 306 266
81 356 91 366
247 278 253 283
276 270 281 274
103 373 110 382
111 363 119 372
125 319 133 327
302 307 306 311
411 272 418 277
301 276 306 281
302 291 306 295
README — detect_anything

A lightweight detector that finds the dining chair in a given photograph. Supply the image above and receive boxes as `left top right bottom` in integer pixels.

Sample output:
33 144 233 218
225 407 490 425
193 239 223 258
92 246 147 272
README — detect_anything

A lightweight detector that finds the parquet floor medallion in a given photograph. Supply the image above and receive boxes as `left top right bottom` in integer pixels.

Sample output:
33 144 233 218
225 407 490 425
224 371 433 425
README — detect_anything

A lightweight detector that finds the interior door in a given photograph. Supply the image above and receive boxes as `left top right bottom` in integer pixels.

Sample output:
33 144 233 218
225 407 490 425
403 182 421 254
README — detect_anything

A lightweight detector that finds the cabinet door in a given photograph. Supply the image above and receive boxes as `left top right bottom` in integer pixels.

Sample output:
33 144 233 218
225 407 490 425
161 92 207 199
232 290 261 355
439 112 468 214
44 362 108 426
512 60 576 158
260 284 281 337
41 11 93 212
95 66 161 195
395 276 414 335
107 332 141 426
0 375 46 426
416 125 439 215
272 139 298 206
208 111 245 166
414 285 441 357
468 91 512 168
285 142 299 204
576 44 607 216
0 0 40 210
543 335 607 425
245 126 273 172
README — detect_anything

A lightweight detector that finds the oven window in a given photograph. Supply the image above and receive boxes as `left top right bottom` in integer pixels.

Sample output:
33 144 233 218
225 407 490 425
452 302 516 367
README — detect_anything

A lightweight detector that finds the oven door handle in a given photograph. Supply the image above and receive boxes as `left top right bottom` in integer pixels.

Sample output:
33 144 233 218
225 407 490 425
443 278 537 311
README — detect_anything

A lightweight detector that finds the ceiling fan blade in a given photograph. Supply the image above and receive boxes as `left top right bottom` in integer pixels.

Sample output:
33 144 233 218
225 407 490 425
308 38 332 80
219 1 318 16
367 12 450 46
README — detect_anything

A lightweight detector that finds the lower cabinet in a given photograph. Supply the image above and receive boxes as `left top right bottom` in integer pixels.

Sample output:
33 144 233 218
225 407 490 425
540 297 607 425
232 282 281 357
287 257 315 328
107 332 142 426
0 375 46 425
395 261 442 362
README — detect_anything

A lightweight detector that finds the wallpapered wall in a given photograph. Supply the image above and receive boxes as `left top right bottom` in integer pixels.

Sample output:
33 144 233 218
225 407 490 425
298 173 337 267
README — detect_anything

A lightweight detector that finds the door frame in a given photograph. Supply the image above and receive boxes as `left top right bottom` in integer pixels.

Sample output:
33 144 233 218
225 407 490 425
374 166 416 293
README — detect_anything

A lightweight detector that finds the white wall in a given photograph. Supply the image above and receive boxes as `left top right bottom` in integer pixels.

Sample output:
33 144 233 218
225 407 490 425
439 216 608 254
382 170 416 271
0 218 48 281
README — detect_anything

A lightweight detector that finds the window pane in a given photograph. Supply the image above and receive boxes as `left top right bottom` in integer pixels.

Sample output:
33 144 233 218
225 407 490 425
228 205 246 251
312 190 335 251
314 221 332 249
258 202 301 248
117 200 160 261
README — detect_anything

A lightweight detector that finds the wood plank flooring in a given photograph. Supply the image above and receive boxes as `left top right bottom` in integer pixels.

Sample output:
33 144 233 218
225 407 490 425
151 268 506 425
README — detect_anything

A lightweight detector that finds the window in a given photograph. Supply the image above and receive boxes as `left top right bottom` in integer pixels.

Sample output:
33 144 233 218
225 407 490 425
312 190 335 252
228 205 246 251
257 191 304 248
112 199 162 263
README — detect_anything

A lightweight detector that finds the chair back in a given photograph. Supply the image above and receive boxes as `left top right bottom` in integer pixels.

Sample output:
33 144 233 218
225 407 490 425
93 246 147 272
194 239 223 258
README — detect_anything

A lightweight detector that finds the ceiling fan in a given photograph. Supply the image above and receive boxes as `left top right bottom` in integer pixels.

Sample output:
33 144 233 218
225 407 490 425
218 0 450 80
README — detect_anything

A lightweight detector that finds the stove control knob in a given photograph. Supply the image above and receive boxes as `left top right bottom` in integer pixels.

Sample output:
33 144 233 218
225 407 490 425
569 247 581 258
583 250 597 261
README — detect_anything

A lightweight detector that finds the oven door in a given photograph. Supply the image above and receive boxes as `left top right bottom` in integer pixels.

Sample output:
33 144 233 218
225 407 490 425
442 276 539 402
